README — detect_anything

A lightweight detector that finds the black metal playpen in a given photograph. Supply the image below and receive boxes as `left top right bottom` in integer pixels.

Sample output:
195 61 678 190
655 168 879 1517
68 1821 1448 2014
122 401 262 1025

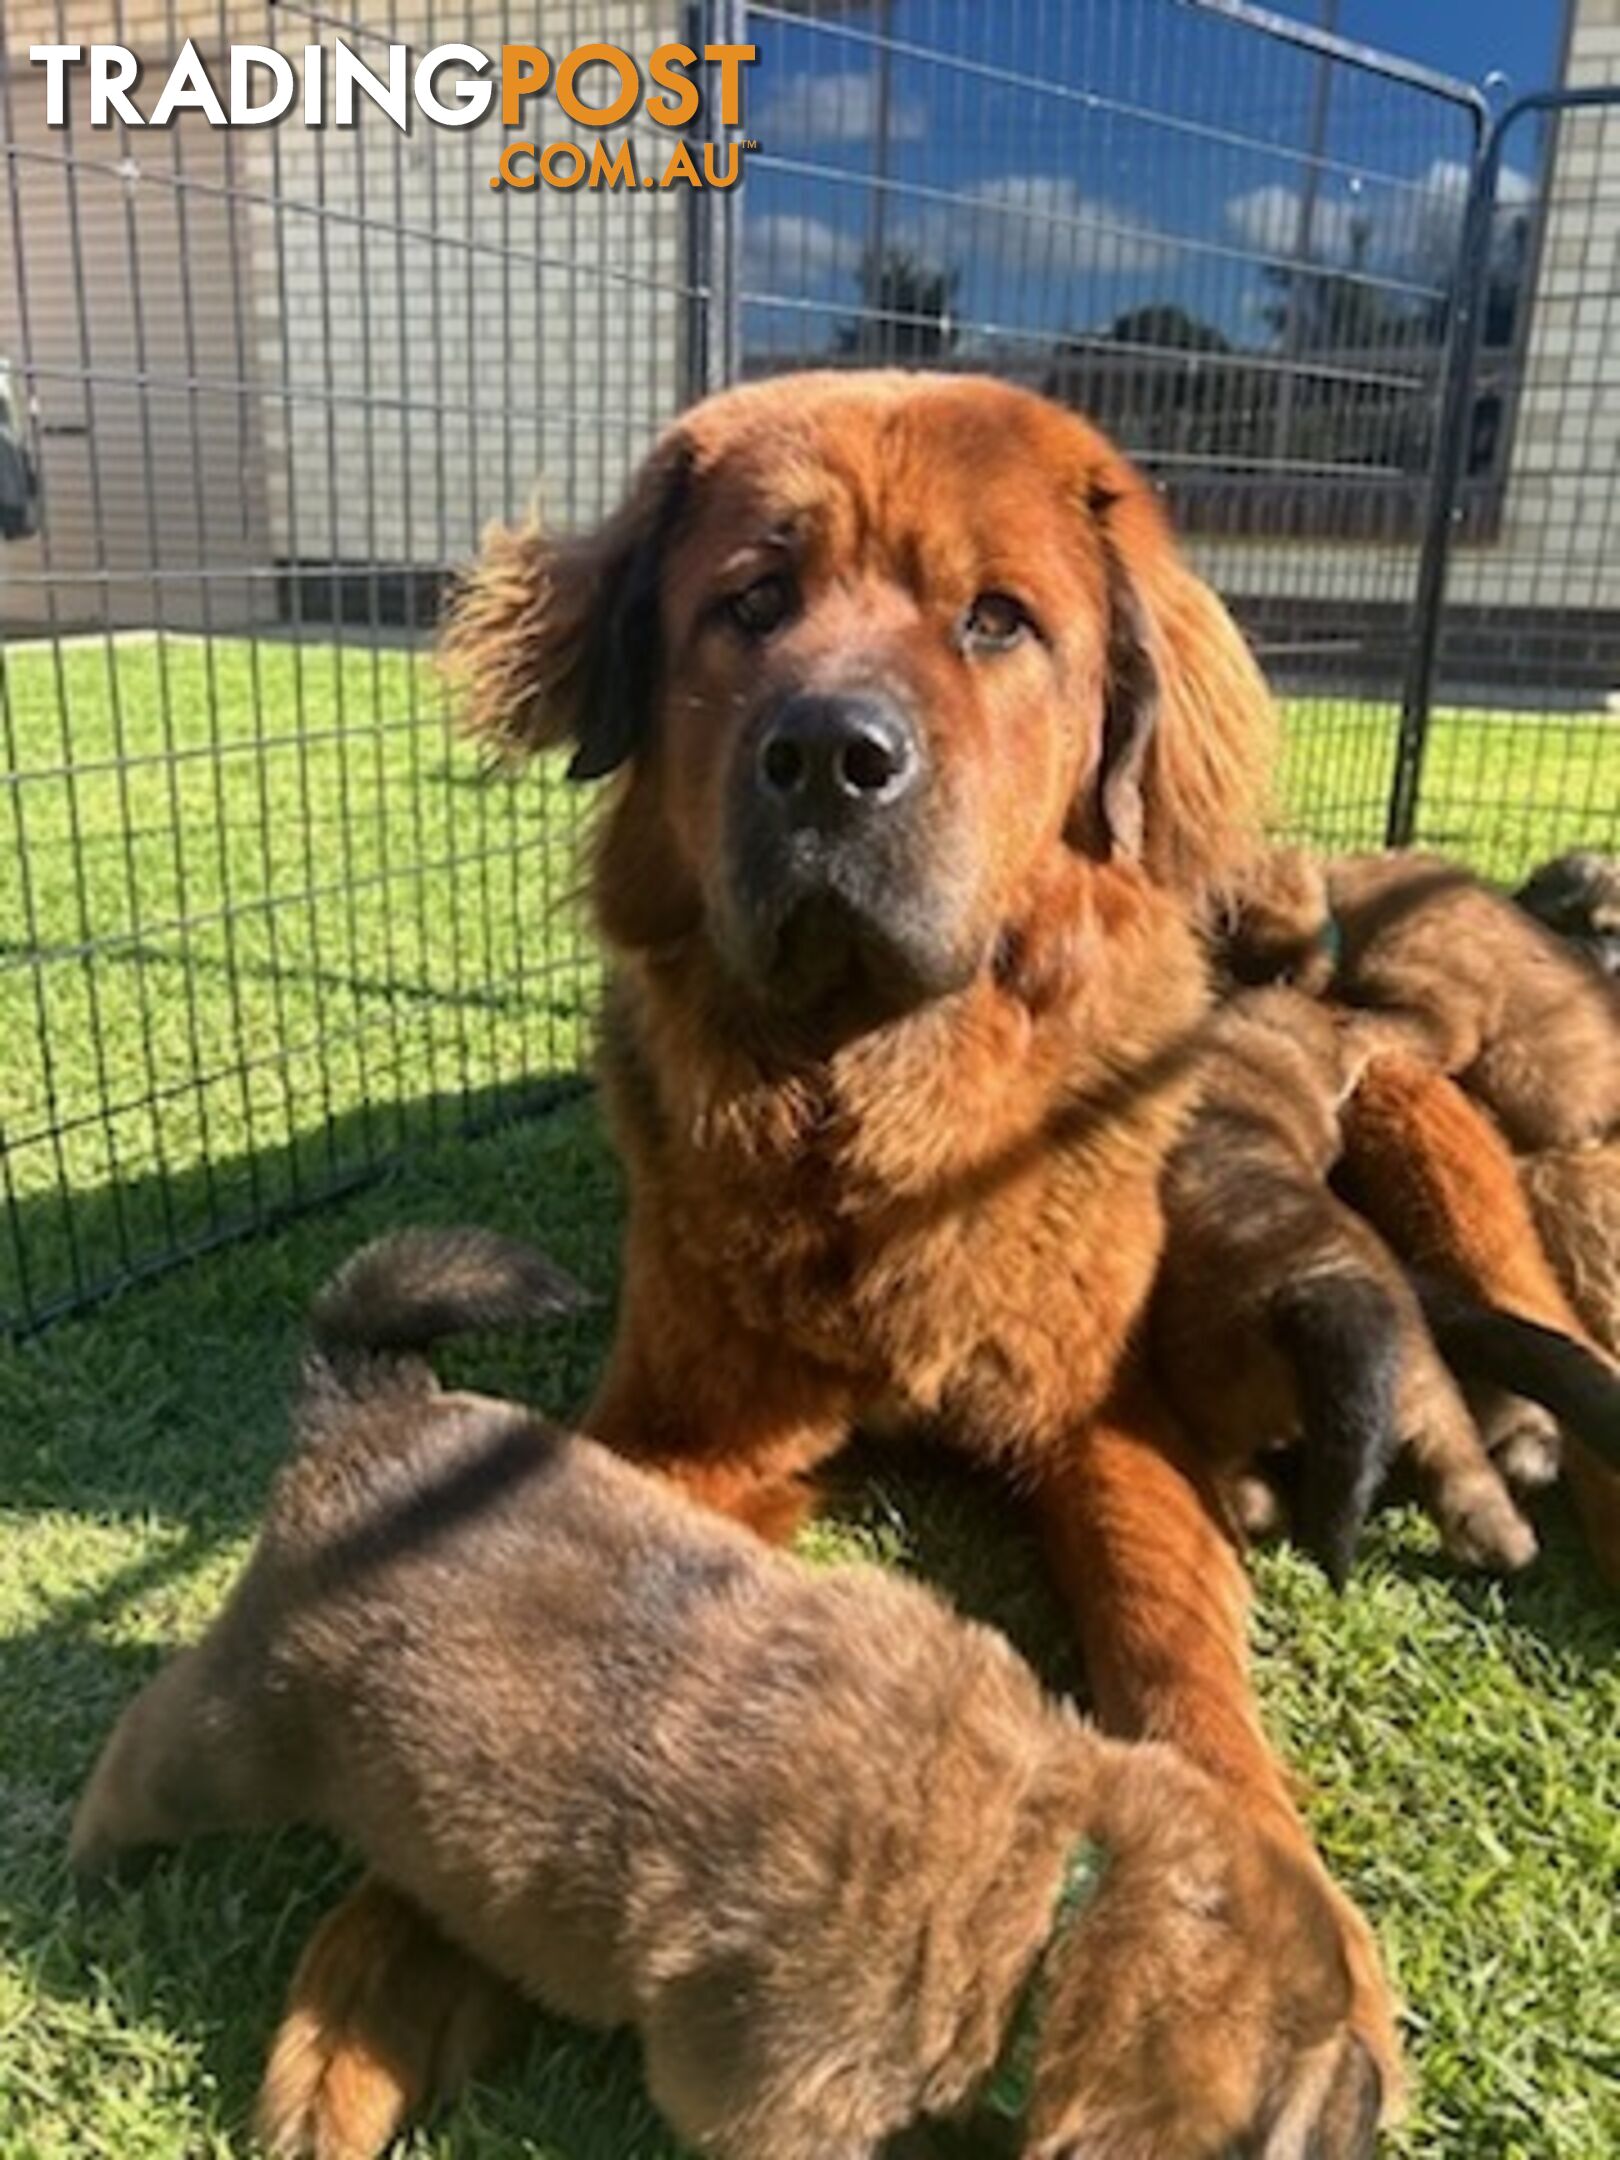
2 0 1616 1329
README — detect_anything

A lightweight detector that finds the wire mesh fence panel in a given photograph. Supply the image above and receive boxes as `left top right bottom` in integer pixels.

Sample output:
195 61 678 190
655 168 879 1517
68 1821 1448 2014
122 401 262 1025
735 0 1491 853
1397 82 1620 884
0 2 703 1330
2 2 1613 1331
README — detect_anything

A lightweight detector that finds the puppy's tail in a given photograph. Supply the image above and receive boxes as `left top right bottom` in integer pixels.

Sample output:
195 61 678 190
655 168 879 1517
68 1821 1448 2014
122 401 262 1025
301 1226 590 1416
1269 1275 1403 1590
1418 1287 1620 1474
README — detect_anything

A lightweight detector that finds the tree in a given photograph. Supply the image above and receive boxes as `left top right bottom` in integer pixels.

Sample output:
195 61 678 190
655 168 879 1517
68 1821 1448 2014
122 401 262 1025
834 248 959 361
1259 217 1445 353
1107 304 1230 354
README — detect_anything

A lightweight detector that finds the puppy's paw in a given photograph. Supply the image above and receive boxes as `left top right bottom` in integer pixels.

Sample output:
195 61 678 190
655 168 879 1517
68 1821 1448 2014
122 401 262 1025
1483 1402 1563 1492
1436 1475 1538 1574
257 2009 412 2160
1025 1746 1396 2160
255 1889 421 2160
1228 1470 1287 1543
255 1878 526 2159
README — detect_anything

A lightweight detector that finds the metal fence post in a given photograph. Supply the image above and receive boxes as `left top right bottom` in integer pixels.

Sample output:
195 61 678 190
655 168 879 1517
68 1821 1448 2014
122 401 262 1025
701 0 749 395
1385 133 1502 845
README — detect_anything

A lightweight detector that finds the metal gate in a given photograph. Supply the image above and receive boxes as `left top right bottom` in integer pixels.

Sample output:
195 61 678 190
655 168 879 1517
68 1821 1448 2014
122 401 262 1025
1389 79 1620 870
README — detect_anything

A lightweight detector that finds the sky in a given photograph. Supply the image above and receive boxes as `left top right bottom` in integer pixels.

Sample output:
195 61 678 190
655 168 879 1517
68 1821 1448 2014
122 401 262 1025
740 1 1569 361
1265 2 1567 101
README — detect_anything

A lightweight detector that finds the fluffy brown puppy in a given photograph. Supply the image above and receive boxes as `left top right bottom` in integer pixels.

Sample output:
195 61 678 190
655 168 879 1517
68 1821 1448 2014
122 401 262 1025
1225 847 1619 1150
1339 1058 1620 1588
274 370 1398 2146
72 1229 1374 2160
1153 989 1534 1585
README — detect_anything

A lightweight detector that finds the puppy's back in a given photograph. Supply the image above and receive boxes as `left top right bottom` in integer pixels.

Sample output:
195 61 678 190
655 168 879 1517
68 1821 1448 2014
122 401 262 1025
1327 853 1618 1147
122 1262 1073 2063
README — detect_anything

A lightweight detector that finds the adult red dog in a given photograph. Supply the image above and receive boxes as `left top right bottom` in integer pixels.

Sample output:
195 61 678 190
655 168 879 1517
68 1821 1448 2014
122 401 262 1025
262 373 1395 2158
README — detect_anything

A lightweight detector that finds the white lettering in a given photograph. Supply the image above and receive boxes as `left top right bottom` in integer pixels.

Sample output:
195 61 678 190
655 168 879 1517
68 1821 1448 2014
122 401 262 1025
230 45 294 126
30 45 82 127
333 42 408 130
90 47 142 127
150 40 228 127
414 43 493 127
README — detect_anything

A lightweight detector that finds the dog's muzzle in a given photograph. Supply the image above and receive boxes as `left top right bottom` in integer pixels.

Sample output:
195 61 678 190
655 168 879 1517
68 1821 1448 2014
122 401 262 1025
722 689 976 1014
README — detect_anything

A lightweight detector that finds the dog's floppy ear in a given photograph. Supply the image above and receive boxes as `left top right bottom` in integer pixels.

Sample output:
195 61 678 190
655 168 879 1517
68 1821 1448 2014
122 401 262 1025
1080 461 1276 901
1087 520 1157 863
441 439 692 780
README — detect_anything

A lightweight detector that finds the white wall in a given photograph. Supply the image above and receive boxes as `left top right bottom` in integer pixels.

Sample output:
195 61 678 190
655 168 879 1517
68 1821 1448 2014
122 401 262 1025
1197 0 1620 627
2 1 691 629
247 2 690 571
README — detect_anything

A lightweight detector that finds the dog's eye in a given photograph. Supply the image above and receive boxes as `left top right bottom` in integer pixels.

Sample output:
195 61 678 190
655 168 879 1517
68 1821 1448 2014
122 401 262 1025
961 590 1036 653
726 573 795 637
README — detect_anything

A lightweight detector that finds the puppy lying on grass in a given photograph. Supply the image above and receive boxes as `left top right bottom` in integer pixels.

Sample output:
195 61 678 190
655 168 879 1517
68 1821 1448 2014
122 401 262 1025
1224 848 1618 1152
1338 1063 1620 1585
1153 989 1535 1584
70 1228 1376 2160
1213 847 1620 1550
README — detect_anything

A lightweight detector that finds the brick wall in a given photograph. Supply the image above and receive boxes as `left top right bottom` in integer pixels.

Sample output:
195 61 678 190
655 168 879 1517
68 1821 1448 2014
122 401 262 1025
1236 591 1620 700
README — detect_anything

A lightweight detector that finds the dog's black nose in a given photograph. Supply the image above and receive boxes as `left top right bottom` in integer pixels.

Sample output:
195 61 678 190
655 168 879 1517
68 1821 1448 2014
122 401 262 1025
756 693 920 821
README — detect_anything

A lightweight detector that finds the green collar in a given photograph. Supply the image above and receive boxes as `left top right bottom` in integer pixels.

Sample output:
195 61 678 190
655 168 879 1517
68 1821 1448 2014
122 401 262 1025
977 1837 1106 2128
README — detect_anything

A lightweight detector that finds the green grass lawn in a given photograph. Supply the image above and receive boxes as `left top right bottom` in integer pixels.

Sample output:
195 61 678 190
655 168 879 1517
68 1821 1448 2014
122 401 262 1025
1 635 1617 2157
1 636 599 1327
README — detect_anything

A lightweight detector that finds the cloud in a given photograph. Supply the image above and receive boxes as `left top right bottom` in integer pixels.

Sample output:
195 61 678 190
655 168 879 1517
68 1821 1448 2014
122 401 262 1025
1224 158 1534 284
1403 157 1532 281
1224 182 1364 264
900 174 1174 279
743 213 862 292
757 71 926 145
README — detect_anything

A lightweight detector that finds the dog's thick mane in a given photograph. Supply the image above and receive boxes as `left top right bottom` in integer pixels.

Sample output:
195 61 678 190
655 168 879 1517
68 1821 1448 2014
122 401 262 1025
597 852 1211 1211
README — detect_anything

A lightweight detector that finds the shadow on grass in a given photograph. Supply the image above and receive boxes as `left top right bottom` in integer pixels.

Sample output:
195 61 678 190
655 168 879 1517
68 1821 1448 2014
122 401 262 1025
1368 1495 1620 1678
2 1062 600 1338
0 930 583 1026
818 1439 1085 1700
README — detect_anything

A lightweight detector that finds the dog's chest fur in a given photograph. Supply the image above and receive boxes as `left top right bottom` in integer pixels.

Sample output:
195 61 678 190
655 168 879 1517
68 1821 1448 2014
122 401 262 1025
602 941 1207 1453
